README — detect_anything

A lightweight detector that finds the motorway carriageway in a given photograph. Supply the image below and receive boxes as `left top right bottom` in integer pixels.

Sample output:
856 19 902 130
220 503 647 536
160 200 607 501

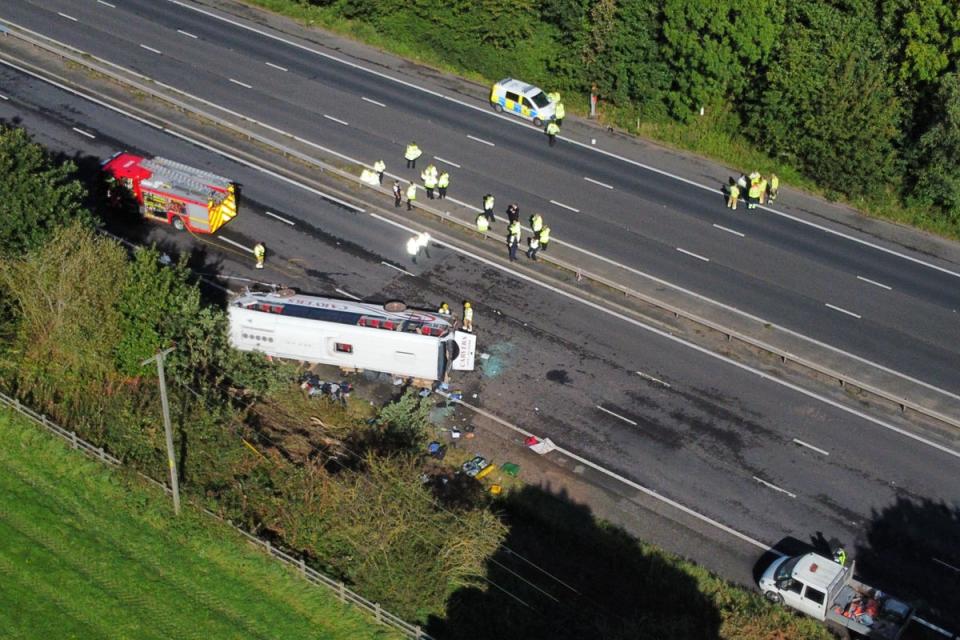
3 56 960 628
4 0 960 399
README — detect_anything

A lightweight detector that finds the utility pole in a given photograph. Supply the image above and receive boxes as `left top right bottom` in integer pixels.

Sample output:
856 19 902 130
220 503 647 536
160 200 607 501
142 347 180 515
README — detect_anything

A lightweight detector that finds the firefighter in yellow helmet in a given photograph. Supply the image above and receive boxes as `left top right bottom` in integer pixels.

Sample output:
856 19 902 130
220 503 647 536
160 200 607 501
462 301 474 332
254 242 266 269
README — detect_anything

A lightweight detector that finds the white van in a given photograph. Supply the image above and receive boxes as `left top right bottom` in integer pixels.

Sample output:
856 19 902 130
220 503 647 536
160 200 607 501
489 78 555 126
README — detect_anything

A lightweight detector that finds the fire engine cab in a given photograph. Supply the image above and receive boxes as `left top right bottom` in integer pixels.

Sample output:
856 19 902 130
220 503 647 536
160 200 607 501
102 152 237 234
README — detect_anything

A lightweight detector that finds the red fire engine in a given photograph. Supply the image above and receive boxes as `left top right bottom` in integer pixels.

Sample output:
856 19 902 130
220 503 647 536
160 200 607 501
102 152 238 234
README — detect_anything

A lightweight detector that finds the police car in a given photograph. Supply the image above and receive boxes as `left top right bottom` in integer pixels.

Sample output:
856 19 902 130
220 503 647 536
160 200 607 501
489 78 556 126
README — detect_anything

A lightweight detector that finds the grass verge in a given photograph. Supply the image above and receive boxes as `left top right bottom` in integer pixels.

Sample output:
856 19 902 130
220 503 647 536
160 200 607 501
0 408 400 640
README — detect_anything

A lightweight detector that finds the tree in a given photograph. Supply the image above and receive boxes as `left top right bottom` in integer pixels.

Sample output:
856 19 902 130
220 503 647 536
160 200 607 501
114 247 203 376
660 0 785 120
746 1 901 197
882 0 960 86
0 223 124 416
0 127 93 255
906 73 960 220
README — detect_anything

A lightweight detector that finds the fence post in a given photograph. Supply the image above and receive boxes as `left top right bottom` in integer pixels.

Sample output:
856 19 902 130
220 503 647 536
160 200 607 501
13 397 20 413
97 446 105 461
41 414 47 429
299 557 306 575
375 602 382 623
338 581 346 603
71 431 79 449
265 540 272 555
415 625 422 639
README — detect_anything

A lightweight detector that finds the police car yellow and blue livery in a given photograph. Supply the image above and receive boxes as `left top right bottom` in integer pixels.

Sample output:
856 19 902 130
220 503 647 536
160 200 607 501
490 78 556 126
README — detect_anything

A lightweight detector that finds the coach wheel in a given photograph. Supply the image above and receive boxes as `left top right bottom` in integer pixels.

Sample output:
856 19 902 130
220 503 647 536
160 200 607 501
171 216 186 231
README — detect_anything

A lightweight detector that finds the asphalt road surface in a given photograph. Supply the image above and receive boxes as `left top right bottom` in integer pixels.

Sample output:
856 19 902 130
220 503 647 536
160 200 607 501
3 0 960 401
3 58 959 625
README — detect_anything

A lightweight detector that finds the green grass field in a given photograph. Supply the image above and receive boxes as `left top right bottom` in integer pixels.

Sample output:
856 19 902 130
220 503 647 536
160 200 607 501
0 409 400 640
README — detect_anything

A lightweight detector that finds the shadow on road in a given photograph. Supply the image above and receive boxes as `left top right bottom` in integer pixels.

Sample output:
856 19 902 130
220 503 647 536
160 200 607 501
426 483 721 640
856 497 960 631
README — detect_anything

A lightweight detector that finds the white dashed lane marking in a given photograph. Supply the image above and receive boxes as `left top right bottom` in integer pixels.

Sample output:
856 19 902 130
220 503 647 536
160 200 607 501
584 176 613 189
57 12 78 21
265 62 287 72
857 275 892 290
825 303 861 319
228 78 252 89
361 96 385 107
676 247 709 262
549 199 580 213
323 114 349 126
753 476 797 498
264 210 295 226
433 156 460 168
139 44 163 54
466 134 495 147
177 29 198 39
597 405 637 426
713 223 745 237
792 438 829 456
71 127 95 139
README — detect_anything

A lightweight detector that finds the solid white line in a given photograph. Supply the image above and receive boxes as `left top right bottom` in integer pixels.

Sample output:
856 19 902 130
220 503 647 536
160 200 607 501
139 44 162 55
71 127 95 139
444 394 770 551
361 96 385 107
792 438 829 456
636 371 671 388
433 155 460 168
57 12 78 21
597 405 637 426
164 0 960 286
584 176 613 189
368 212 960 461
16 41 953 565
676 247 710 262
932 557 960 573
913 617 954 637
218 236 253 254
97 0 116 7
857 275 892 290
0 55 363 224
323 114 349 126
160 129 364 212
40 17 955 413
713 223 745 237
381 261 413 276
825 303 861 319
264 61 287 72
466 134 495 147
14 33 956 457
177 29 198 39
753 476 797 499
549 199 580 213
228 78 252 89
264 210 294 226
335 288 361 300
